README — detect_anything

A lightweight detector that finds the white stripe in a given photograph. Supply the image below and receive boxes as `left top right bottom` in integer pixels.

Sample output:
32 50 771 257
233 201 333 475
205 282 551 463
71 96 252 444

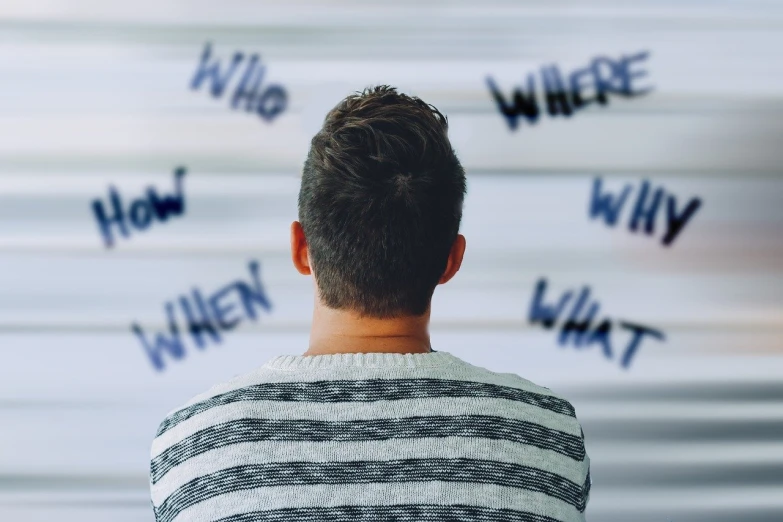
151 394 581 458
578 401 783 421
589 486 783 511
151 436 590 504
586 441 783 465
167 482 586 522
155 361 566 432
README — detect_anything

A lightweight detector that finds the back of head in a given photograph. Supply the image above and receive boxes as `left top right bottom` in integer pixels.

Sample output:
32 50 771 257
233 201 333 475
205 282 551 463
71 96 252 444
299 85 467 318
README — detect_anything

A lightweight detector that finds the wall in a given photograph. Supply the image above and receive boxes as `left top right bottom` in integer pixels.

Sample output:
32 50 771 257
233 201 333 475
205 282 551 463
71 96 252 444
1 1 782 521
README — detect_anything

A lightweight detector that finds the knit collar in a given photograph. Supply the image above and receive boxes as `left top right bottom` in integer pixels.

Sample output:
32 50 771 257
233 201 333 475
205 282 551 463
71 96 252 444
263 350 461 371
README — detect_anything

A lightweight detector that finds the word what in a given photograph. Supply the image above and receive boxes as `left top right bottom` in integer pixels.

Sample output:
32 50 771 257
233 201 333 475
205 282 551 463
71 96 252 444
487 50 652 130
589 177 702 247
131 260 273 371
92 167 186 248
191 42 288 122
529 278 664 369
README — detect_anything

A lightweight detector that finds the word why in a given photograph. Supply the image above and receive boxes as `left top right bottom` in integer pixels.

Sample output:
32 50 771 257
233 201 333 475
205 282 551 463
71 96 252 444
529 278 664 369
487 50 652 130
92 167 186 248
131 260 273 371
590 177 702 247
191 42 288 122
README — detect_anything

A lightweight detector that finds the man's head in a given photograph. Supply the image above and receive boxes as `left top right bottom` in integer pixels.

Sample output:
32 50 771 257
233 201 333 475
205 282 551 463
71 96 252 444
292 85 467 318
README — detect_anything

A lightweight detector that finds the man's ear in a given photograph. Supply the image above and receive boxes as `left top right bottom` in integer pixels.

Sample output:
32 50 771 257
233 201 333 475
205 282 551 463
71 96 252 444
438 234 466 284
290 221 312 275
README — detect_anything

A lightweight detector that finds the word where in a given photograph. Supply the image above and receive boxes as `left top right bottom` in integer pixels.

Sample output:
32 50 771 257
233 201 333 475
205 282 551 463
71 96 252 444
590 177 702 247
529 278 664 369
92 167 186 248
487 50 652 130
131 260 273 371
191 42 288 122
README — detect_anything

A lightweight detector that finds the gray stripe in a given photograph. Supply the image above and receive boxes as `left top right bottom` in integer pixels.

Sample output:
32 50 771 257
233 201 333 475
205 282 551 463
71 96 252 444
581 419 783 442
155 459 586 522
156 378 575 436
562 382 783 402
151 415 586 484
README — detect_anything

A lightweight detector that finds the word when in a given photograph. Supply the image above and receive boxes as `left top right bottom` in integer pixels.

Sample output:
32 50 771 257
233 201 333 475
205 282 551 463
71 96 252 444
487 50 652 130
529 278 664 369
131 260 273 371
92 167 186 248
590 177 702 247
191 42 288 122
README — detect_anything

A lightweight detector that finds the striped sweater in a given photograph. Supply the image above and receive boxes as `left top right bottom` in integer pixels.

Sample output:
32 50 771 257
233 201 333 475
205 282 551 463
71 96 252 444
150 350 591 522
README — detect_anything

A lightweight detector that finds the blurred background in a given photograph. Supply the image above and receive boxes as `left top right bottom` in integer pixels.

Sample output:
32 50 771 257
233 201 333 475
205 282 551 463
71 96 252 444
1 1 782 521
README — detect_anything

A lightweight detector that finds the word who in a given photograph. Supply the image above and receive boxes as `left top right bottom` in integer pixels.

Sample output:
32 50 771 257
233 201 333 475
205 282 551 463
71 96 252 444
590 177 702 247
92 167 186 248
487 50 652 130
131 260 273 371
191 42 288 122
529 278 664 369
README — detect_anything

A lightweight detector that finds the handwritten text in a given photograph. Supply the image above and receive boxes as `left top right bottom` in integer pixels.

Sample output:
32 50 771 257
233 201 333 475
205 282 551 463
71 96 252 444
487 50 652 130
92 167 186 248
529 278 665 369
191 42 288 122
131 260 273 371
589 177 702 247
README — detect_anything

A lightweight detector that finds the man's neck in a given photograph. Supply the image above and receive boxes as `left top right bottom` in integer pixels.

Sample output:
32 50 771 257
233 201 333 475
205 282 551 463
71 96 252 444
304 301 432 356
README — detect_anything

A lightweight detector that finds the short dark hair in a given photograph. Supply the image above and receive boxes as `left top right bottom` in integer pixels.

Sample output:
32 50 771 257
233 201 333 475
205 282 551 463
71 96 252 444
299 85 467 318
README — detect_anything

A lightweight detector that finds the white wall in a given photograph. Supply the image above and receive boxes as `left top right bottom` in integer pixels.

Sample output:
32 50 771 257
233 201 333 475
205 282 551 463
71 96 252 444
1 1 782 521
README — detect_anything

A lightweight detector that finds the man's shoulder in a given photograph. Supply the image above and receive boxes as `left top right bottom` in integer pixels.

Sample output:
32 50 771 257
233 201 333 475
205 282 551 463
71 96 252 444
195 371 264 406
151 364 274 451
452 356 574 403
447 357 583 428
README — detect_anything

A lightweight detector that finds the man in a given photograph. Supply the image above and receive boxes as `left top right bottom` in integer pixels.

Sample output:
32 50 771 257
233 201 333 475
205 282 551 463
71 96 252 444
150 85 591 521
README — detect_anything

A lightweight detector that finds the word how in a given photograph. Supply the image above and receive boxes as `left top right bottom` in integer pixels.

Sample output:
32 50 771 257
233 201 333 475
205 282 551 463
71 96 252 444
131 260 273 371
590 177 702 247
92 167 186 248
529 278 664 369
487 50 652 130
191 42 287 122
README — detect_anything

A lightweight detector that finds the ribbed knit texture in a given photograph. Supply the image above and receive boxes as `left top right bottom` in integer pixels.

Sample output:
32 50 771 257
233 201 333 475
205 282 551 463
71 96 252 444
150 351 591 522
